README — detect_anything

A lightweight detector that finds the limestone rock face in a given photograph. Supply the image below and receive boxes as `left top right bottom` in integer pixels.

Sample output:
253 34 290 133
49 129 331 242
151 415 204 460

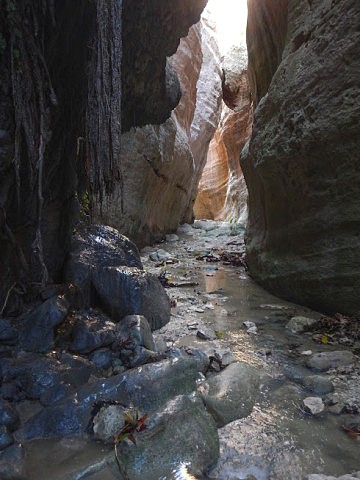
194 42 253 222
96 17 223 244
194 46 253 222
242 0 360 314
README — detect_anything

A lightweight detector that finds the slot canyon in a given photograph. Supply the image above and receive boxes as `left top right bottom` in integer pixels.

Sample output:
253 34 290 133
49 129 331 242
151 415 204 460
0 0 359 479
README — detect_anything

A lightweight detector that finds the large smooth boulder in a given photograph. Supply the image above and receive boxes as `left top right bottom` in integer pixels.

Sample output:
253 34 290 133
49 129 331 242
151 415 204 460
199 362 260 427
92 267 170 330
65 225 142 306
243 0 360 314
18 296 69 353
16 357 198 440
117 394 219 479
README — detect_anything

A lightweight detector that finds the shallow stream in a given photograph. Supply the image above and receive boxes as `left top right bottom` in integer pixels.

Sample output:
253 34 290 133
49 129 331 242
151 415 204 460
25 221 359 479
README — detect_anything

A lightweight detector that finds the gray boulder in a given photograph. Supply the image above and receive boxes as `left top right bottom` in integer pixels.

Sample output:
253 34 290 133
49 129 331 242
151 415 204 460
116 394 219 480
303 397 325 415
92 266 170 330
65 225 142 306
199 362 260 427
115 315 155 351
302 375 334 395
16 357 198 440
286 316 317 333
19 296 69 353
307 351 355 371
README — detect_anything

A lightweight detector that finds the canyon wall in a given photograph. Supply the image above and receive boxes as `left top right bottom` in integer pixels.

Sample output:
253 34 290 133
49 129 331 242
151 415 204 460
95 13 223 244
194 45 253 222
0 0 208 312
242 0 360 314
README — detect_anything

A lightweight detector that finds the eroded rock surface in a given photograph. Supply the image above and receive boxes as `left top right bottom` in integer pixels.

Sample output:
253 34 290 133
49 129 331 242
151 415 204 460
97 15 222 245
242 0 360 314
194 44 253 222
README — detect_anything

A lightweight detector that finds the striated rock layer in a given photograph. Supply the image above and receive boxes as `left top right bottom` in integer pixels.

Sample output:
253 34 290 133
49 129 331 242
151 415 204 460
242 0 360 314
96 15 223 245
194 45 253 222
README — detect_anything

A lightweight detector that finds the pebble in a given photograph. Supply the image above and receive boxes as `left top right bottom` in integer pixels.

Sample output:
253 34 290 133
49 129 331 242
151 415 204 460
243 321 258 334
286 316 317 333
301 350 313 356
303 397 325 415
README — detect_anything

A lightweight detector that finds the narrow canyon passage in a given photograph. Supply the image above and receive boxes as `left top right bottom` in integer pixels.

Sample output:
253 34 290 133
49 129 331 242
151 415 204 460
0 0 359 479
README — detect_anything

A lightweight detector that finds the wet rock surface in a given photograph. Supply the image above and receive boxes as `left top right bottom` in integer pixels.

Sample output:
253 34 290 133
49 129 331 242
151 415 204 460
18 296 69 353
65 225 143 307
199 362 260 427
116 394 219 480
92 266 170 330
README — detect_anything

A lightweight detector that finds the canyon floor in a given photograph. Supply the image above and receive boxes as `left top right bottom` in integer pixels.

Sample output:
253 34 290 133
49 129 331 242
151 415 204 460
143 220 360 480
16 220 360 480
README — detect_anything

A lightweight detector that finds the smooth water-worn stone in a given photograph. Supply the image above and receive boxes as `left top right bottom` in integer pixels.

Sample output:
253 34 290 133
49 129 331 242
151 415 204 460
115 315 155 351
303 397 325 415
0 444 27 480
92 266 170 330
65 225 142 306
92 404 126 444
16 358 198 440
199 362 260 427
116 394 219 480
307 351 355 371
302 375 334 395
66 311 116 354
19 296 69 353
286 316 317 334
0 320 18 346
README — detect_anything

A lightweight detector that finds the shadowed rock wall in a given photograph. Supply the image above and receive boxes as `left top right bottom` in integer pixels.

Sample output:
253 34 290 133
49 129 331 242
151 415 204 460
96 14 223 245
0 0 208 312
242 0 360 314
